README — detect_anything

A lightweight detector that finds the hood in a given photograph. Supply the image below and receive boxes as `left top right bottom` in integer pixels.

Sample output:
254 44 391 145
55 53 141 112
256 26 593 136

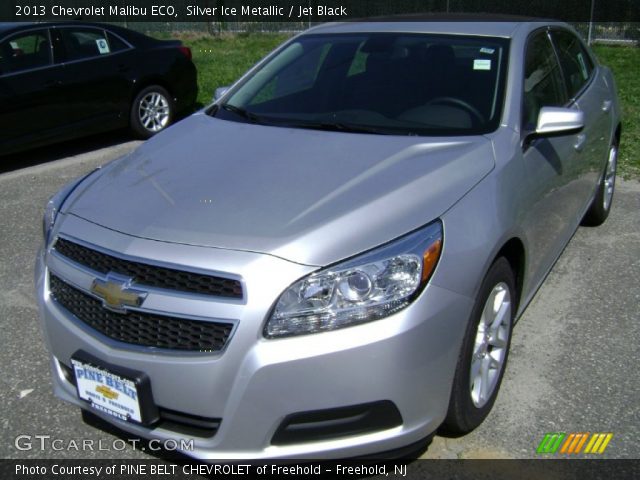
64 114 495 266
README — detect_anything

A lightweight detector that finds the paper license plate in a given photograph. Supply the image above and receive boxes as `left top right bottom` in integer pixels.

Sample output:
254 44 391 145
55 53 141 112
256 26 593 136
71 356 148 423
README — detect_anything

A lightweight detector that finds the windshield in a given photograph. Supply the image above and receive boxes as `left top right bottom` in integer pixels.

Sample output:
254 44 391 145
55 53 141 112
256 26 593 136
213 32 510 136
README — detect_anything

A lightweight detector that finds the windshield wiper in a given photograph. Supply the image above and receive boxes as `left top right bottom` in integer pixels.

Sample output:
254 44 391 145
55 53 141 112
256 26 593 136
287 121 390 135
218 108 392 134
221 104 263 123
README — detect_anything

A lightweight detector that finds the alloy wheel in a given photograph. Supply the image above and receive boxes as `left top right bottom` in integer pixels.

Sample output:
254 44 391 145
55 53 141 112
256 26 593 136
470 282 512 408
603 144 617 212
138 92 170 132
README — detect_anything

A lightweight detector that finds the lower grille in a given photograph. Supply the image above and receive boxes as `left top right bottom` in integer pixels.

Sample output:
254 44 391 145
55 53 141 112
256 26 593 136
49 275 233 352
157 407 221 438
272 401 403 445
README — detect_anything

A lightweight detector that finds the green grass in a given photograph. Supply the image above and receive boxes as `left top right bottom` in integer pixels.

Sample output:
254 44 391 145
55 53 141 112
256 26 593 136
178 32 292 106
593 45 640 178
167 33 639 178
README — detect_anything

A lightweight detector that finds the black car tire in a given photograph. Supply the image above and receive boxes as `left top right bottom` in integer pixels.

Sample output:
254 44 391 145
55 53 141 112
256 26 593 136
130 85 174 139
440 257 515 435
581 140 618 226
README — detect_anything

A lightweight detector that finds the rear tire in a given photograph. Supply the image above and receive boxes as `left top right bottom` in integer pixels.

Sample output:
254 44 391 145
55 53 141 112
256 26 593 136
130 85 174 139
440 257 515 435
581 141 618 226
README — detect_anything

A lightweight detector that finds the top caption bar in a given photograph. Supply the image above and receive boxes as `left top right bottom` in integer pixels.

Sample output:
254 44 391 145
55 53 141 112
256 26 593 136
2 0 639 23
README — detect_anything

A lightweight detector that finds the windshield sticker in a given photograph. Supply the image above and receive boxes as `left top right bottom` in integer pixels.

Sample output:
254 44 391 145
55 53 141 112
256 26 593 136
474 59 492 71
480 47 495 54
96 38 110 54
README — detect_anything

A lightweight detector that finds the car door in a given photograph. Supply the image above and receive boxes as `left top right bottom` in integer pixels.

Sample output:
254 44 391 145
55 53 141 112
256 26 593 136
0 28 67 153
550 29 611 208
54 26 132 130
519 29 584 285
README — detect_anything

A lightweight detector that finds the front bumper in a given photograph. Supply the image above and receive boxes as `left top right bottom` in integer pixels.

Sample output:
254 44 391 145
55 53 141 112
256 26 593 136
35 216 472 460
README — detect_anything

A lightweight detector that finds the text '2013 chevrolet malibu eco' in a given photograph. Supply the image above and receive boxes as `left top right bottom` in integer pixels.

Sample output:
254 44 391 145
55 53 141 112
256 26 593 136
37 18 620 459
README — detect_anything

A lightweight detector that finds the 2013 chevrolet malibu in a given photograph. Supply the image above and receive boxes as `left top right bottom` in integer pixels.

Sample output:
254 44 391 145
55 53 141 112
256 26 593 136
36 19 620 459
0 21 197 155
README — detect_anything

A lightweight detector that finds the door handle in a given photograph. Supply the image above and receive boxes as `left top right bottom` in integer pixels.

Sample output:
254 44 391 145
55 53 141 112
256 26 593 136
602 100 612 113
574 133 587 152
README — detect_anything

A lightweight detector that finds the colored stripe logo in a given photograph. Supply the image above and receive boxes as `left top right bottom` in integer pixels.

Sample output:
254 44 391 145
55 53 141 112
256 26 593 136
537 433 613 454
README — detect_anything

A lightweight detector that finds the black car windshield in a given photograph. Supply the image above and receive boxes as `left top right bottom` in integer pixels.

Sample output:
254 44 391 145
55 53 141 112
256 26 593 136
213 32 510 136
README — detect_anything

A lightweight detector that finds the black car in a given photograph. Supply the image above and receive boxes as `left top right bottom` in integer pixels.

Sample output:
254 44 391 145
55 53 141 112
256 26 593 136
0 22 197 155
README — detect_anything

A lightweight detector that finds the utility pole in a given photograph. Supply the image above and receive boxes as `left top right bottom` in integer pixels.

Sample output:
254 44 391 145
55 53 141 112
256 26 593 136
587 0 595 45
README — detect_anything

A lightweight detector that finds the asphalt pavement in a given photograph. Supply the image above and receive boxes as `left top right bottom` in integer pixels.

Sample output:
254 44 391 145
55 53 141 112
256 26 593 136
1 139 638 460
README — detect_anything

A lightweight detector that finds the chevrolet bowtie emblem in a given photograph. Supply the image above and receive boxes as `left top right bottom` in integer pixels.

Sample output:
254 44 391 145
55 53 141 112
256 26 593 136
90 274 147 313
96 385 119 400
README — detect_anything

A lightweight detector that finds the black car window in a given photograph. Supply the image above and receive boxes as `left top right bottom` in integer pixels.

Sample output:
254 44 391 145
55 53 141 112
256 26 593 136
551 30 594 99
0 30 51 76
522 31 567 129
60 28 112 61
106 32 130 53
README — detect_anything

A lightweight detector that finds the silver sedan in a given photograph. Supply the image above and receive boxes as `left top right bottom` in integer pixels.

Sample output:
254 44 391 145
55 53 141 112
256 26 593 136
36 19 621 459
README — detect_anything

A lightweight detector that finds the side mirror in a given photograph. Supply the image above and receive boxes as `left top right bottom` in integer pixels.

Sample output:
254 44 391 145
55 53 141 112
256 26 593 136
535 107 584 136
213 86 229 102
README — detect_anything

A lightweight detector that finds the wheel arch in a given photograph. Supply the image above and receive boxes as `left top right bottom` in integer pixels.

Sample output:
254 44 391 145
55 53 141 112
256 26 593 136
129 76 175 107
614 122 622 145
493 237 526 314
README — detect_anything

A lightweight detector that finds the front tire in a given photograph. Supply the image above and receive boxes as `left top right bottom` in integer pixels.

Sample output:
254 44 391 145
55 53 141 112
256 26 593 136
441 257 515 435
582 141 618 226
130 85 174 139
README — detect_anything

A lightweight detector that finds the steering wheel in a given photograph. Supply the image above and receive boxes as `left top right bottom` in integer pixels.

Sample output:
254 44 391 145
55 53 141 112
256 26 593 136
424 97 485 125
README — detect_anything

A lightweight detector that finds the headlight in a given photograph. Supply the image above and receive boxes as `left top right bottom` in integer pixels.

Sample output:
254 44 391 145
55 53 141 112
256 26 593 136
265 220 442 338
42 169 99 244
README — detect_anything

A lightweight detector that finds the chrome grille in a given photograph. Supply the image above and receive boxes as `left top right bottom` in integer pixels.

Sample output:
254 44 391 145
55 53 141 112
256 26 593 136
53 238 243 299
49 275 233 352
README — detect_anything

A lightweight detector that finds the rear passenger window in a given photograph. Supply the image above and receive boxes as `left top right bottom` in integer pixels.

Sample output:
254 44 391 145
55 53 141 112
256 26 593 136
106 32 130 53
60 28 111 61
0 30 51 76
551 30 594 99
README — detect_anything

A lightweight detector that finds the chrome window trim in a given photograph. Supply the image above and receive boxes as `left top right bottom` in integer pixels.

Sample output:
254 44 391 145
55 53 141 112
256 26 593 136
0 63 53 78
54 47 132 68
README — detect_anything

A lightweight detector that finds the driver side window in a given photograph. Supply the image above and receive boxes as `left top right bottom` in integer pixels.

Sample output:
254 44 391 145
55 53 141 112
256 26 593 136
0 29 51 76
522 31 567 129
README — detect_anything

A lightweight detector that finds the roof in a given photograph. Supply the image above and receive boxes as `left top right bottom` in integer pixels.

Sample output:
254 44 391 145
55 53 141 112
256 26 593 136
0 21 154 44
308 15 565 38
0 22 35 35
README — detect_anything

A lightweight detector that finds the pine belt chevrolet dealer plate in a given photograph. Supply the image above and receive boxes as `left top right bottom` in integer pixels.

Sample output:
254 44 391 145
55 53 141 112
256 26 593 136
71 351 158 425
